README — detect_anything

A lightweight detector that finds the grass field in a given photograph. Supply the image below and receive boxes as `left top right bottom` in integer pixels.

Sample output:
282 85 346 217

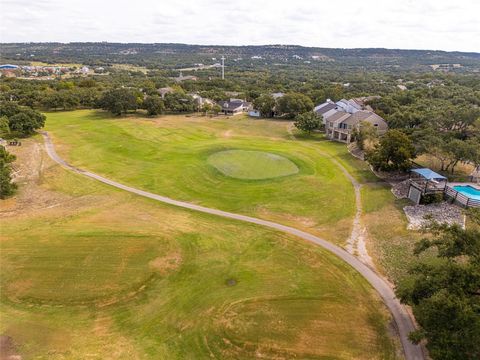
207 150 299 180
361 184 425 282
0 138 400 359
43 110 360 244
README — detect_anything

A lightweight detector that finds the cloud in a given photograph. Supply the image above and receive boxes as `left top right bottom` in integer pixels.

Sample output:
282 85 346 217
0 0 478 52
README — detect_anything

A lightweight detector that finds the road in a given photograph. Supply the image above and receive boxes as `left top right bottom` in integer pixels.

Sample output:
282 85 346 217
41 131 425 360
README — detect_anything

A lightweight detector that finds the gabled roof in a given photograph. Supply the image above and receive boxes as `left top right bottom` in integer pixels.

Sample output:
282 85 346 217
314 102 337 115
326 111 351 124
341 110 387 126
411 168 447 181
219 99 249 110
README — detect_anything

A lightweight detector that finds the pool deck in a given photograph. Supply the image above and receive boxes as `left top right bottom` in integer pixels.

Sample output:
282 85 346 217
448 182 480 190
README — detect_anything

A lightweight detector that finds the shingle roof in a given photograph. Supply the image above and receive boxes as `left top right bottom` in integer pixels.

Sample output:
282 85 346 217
342 110 386 126
314 102 337 115
326 111 351 124
219 100 248 110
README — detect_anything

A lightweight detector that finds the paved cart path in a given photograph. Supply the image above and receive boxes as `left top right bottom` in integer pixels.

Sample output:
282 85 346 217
41 131 424 360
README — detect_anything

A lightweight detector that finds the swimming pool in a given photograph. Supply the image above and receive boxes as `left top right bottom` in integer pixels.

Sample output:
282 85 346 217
453 185 480 200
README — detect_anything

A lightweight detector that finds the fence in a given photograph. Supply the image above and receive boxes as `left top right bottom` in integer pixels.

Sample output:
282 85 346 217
445 186 480 208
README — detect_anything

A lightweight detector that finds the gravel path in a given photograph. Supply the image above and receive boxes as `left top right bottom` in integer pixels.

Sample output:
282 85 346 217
41 131 424 360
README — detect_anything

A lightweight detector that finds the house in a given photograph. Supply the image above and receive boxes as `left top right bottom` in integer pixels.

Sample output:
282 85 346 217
171 72 198 83
314 99 338 124
157 87 174 99
325 110 388 143
218 99 252 115
335 99 362 113
188 93 215 109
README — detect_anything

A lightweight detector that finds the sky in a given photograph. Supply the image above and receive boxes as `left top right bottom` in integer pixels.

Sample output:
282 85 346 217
1 0 479 52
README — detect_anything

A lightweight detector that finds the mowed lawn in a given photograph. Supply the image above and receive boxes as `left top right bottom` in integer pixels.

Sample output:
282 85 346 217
45 110 357 244
0 139 400 359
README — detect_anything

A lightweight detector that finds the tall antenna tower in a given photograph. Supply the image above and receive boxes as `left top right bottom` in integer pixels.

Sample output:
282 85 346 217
221 56 225 80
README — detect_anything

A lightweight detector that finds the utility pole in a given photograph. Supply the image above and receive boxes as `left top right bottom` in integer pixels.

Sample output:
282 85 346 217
221 56 225 80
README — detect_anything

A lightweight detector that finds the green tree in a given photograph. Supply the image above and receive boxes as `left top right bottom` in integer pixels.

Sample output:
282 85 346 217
366 129 415 171
98 88 138 116
164 93 195 113
352 121 377 150
0 145 17 198
0 103 46 137
212 104 222 115
444 139 473 174
397 211 480 360
253 94 276 117
0 102 21 118
42 90 79 110
200 102 212 115
0 116 10 137
143 95 165 116
277 93 314 119
294 112 321 134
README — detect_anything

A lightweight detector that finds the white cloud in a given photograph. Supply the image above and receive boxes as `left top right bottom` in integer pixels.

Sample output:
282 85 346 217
0 0 479 52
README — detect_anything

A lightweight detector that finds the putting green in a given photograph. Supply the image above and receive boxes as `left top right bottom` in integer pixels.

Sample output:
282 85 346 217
208 150 299 180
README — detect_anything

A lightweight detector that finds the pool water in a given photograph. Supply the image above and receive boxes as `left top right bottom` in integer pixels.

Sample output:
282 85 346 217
453 185 480 200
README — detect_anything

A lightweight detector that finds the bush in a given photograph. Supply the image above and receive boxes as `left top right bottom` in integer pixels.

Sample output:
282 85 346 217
420 193 444 205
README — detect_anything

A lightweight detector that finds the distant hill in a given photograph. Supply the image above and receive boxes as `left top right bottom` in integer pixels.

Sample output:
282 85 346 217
1 42 479 72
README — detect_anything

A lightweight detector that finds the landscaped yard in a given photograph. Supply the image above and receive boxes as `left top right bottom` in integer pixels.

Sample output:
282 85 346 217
0 137 400 359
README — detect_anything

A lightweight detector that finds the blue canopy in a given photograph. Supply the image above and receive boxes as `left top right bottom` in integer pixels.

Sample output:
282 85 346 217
411 168 447 181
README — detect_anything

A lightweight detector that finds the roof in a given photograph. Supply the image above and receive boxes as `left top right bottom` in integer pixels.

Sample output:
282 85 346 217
326 111 351 124
314 102 337 115
0 64 19 69
411 168 447 181
342 110 378 125
219 99 249 110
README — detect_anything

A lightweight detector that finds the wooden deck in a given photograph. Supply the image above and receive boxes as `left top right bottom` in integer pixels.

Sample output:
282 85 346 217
409 180 446 194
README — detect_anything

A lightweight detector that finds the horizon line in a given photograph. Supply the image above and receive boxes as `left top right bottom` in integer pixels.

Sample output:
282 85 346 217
1 42 479 55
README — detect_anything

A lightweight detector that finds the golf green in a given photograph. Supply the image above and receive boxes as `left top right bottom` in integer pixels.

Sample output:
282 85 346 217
208 150 299 180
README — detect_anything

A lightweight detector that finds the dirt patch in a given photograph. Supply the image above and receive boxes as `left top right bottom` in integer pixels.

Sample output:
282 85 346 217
225 278 237 287
149 252 182 275
222 129 233 138
0 139 82 218
0 335 22 360
6 280 33 301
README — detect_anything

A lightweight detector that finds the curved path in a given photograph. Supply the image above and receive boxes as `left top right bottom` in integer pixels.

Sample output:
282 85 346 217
41 132 424 360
